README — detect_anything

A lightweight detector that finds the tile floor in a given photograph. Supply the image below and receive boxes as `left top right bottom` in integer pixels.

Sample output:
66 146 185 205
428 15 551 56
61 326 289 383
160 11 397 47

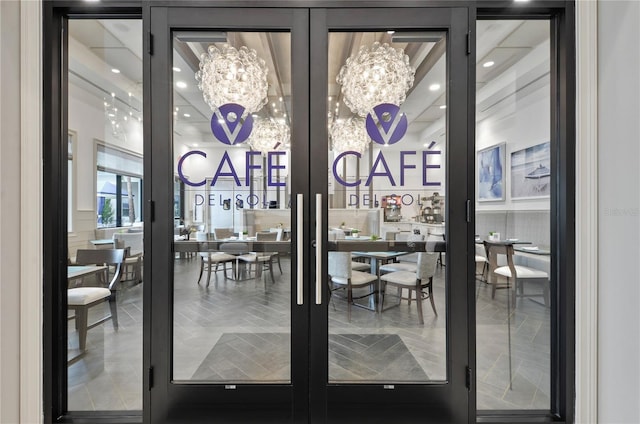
67 254 550 411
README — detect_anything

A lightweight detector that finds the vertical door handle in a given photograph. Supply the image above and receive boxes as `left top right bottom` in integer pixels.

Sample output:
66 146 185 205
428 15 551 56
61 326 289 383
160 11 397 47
315 193 322 305
296 194 304 305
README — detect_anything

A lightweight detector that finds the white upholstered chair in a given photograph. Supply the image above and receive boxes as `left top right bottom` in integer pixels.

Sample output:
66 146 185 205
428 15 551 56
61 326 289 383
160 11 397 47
379 252 439 324
328 251 378 321
68 249 125 351
195 231 236 286
483 241 549 307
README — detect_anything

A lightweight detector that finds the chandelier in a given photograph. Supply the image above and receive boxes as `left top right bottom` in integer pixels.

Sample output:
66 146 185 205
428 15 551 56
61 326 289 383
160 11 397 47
336 42 415 117
103 92 141 140
330 117 371 154
249 118 290 156
195 44 269 115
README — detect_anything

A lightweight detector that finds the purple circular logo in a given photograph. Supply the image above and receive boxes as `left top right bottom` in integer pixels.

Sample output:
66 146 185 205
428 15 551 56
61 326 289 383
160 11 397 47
365 103 408 145
211 103 253 145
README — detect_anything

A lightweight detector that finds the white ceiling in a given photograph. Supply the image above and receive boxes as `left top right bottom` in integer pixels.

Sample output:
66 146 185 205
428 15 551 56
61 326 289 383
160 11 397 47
68 18 550 147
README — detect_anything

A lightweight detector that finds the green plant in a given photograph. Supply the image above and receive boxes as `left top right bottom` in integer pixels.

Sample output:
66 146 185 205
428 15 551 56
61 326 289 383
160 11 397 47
370 234 379 241
101 198 114 225
351 229 359 234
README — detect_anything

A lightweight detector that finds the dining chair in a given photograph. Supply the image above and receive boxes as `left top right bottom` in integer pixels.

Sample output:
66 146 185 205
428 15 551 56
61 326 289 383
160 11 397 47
482 240 549 391
328 251 378 321
379 252 439 324
483 241 549 307
379 234 424 274
195 231 236 286
238 232 279 283
213 228 235 240
68 248 125 351
475 243 488 283
112 232 144 285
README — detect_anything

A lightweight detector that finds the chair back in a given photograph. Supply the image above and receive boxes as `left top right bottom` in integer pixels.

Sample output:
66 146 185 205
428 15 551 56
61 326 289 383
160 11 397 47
416 252 438 280
75 248 125 290
268 228 284 241
483 241 516 276
213 228 234 240
219 242 249 255
256 231 278 241
328 251 351 279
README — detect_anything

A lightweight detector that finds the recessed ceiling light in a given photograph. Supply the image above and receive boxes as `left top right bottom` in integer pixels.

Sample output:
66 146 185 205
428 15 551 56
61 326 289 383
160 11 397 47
183 113 191 118
429 83 441 91
111 68 120 74
514 0 530 2
193 143 199 147
387 30 395 35
176 81 187 89
173 67 181 72
173 112 177 116
279 97 283 102
483 61 495 68
439 105 447 109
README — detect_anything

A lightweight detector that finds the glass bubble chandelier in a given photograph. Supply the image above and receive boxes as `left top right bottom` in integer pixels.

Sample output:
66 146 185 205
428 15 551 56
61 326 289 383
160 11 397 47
336 42 415 117
330 117 371 154
249 118 290 156
195 44 269 115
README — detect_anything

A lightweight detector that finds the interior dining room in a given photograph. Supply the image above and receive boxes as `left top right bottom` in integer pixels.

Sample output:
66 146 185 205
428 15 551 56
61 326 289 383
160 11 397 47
3 1 638 424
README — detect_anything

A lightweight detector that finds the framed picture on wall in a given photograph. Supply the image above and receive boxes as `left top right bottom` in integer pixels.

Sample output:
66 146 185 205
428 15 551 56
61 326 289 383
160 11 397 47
477 143 505 201
510 141 551 199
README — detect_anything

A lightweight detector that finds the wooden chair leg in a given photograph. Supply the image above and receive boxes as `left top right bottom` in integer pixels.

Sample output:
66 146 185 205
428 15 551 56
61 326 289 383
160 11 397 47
347 284 353 322
197 257 204 284
108 294 118 330
415 281 424 325
76 307 88 351
428 277 437 316
269 258 275 283
206 262 213 287
276 254 283 274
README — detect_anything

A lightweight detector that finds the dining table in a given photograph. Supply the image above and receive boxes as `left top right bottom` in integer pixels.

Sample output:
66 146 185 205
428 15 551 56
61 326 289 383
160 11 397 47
347 250 410 312
67 265 108 286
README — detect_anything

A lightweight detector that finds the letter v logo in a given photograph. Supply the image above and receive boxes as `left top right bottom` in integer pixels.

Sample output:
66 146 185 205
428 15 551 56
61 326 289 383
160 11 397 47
365 103 408 146
211 103 254 145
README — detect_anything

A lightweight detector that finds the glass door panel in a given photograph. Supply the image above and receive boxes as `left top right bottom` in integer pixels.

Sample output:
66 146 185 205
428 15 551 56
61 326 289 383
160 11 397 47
149 8 308 422
172 30 293 383
310 8 471 423
327 30 448 384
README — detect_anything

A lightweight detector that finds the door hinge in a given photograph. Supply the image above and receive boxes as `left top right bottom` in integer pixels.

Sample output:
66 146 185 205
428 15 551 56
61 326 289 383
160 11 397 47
148 200 155 222
148 367 154 390
466 366 472 391
466 199 471 223
466 32 472 55
147 32 154 55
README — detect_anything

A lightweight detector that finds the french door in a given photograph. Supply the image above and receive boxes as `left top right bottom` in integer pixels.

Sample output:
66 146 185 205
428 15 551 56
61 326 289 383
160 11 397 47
148 5 473 423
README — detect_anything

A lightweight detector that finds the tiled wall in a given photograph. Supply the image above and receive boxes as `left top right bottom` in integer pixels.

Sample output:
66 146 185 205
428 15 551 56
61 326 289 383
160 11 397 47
476 210 550 248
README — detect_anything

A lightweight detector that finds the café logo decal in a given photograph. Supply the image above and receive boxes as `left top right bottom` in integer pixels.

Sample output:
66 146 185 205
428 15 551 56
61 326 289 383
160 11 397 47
210 103 253 145
365 103 408 146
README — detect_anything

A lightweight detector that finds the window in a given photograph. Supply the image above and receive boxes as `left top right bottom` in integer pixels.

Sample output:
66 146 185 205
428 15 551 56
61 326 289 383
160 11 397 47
96 144 143 228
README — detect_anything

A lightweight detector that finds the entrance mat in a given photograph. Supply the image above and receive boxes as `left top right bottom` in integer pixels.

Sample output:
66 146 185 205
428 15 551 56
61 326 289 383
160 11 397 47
191 333 428 382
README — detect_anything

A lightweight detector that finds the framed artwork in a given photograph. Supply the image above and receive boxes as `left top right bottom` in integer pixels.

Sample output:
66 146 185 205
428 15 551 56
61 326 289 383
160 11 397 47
477 143 505 201
510 141 551 199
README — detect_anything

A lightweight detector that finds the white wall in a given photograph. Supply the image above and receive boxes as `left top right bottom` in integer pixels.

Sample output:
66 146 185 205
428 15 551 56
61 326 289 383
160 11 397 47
0 1 22 422
597 1 640 423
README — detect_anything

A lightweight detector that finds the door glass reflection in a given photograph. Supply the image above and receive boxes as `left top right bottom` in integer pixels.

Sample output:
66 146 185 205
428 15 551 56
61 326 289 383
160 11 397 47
171 31 293 383
327 31 448 383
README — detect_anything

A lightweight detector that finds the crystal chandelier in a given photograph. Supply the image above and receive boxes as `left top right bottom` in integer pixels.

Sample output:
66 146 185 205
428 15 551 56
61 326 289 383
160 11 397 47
195 44 269 115
337 42 415 117
249 118 290 156
330 117 371 154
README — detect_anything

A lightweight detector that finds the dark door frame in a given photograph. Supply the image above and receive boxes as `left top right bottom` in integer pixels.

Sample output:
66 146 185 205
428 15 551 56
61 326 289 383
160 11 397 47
42 2 575 424
146 6 310 423
308 7 474 423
